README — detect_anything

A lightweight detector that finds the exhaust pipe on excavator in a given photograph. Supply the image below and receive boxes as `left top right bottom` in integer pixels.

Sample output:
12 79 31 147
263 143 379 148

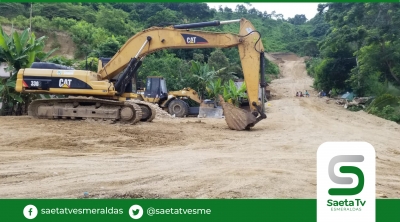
219 52 267 131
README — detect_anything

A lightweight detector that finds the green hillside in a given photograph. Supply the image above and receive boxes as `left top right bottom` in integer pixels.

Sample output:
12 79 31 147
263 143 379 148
0 3 319 60
0 3 322 89
1 2 399 121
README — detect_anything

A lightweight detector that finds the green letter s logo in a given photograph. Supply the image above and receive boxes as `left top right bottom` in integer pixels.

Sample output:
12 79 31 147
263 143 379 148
328 155 364 195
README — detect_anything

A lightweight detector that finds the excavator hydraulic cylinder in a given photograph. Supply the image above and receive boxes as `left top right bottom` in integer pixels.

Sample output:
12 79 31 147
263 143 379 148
173 19 241 29
260 52 266 113
115 37 150 95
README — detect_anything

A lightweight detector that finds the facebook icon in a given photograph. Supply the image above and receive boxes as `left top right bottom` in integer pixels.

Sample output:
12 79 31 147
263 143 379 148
23 205 38 219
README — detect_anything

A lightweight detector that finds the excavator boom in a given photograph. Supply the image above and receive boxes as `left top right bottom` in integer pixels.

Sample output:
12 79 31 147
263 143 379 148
98 30 240 80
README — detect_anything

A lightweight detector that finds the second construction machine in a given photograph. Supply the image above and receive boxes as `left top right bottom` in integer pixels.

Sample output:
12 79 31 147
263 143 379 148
15 18 268 130
97 58 202 117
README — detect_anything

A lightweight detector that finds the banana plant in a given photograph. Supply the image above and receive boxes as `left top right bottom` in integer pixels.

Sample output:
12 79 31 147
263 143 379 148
206 78 223 106
222 79 247 107
0 27 57 72
190 60 226 100
0 27 57 115
206 78 223 99
0 73 23 115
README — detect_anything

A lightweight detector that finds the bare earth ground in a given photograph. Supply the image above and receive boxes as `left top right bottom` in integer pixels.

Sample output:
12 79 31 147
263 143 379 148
0 54 399 199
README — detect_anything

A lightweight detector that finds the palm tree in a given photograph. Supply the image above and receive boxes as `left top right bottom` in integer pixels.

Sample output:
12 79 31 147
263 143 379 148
190 60 225 100
214 63 240 83
0 27 57 115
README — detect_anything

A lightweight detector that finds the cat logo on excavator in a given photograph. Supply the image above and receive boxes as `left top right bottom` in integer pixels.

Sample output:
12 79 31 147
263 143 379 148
181 34 208 44
59 79 72 88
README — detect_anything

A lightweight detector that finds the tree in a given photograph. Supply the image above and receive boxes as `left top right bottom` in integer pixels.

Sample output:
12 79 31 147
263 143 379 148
317 3 400 96
110 3 135 13
32 3 90 21
97 36 121 57
0 3 28 18
288 14 307 25
190 60 219 99
207 49 239 83
146 9 180 27
313 34 357 92
274 14 284 21
235 4 247 14
308 13 330 39
137 51 192 91
208 49 229 71
0 27 56 115
248 7 259 15
69 21 109 57
193 53 204 62
224 7 232 13
163 3 214 20
95 5 130 36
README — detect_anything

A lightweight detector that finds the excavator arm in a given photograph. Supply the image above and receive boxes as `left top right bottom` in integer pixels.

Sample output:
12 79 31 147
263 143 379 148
99 18 267 130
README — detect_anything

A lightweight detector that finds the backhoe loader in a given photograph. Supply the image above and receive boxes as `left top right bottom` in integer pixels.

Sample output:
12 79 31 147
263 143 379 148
15 18 267 130
97 58 202 117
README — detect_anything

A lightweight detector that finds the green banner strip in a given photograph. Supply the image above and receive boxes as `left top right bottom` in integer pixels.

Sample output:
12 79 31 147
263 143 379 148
0 199 399 221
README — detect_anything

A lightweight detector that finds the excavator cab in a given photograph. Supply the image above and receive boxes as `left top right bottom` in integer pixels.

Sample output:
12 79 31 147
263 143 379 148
143 76 168 102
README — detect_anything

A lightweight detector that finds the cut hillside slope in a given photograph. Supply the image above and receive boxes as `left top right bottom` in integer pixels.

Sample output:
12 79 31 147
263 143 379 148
2 25 76 59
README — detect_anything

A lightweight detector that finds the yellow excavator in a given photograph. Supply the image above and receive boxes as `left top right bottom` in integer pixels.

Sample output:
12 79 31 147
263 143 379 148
97 58 202 117
15 18 267 130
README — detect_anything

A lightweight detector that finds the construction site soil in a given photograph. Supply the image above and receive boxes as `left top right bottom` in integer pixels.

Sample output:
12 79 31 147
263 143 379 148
0 54 399 199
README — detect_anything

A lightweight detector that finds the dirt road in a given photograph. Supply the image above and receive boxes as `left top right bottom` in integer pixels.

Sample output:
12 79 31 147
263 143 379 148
0 54 399 199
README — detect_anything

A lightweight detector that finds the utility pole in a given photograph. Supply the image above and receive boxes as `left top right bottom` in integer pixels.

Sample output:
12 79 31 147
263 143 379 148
29 3 33 33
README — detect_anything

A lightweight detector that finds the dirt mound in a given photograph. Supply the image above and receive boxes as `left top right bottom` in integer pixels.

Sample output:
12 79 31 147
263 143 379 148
142 102 173 119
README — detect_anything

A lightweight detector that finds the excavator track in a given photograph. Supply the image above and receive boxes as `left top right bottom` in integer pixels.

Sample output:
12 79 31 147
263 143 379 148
127 100 157 122
28 97 143 124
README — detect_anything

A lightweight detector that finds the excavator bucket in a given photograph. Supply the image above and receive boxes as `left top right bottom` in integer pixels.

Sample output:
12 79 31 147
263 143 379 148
219 95 258 130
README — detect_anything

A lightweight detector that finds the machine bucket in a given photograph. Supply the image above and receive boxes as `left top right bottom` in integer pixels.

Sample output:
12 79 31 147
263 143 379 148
198 100 223 118
218 95 258 130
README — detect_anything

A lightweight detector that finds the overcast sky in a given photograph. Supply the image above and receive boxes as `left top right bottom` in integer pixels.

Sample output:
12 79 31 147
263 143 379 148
207 3 322 20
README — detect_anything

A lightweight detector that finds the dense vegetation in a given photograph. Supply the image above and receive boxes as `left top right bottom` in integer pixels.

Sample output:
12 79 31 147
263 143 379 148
306 3 400 122
1 3 399 122
0 3 315 82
